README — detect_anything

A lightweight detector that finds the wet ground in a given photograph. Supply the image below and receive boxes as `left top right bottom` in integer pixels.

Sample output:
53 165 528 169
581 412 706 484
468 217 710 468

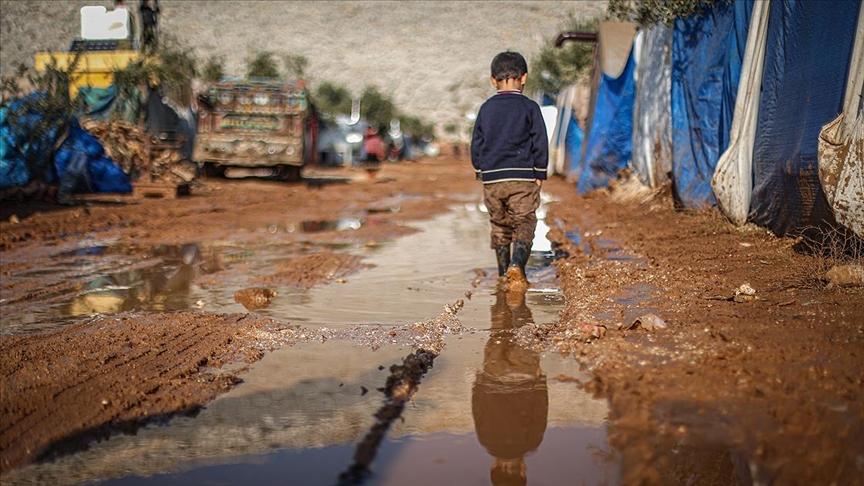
4 206 617 485
2 156 863 485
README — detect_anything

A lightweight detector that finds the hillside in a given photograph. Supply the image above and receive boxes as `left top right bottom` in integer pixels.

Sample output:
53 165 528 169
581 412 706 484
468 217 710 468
0 0 607 136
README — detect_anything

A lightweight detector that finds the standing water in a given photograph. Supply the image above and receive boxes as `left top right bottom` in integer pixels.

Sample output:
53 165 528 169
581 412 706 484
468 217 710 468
2 202 620 486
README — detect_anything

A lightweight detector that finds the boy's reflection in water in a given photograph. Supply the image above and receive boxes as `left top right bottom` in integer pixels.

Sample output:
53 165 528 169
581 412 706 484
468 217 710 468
472 290 548 486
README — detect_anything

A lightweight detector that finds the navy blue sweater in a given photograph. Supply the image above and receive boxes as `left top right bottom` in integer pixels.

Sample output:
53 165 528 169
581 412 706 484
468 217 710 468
471 91 548 184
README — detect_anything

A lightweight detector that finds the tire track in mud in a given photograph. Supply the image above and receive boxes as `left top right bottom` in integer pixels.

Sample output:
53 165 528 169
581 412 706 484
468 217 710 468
0 312 281 471
0 301 468 473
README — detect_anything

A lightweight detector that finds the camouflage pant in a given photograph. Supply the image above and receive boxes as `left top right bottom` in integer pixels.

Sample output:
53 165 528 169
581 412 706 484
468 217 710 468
482 181 540 249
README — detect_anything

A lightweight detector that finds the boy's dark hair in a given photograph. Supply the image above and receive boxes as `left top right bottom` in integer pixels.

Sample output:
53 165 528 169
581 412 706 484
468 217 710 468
491 51 528 81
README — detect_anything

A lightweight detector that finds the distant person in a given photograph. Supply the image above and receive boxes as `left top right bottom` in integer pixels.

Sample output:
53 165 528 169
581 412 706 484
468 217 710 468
363 125 385 176
471 51 548 291
139 0 159 52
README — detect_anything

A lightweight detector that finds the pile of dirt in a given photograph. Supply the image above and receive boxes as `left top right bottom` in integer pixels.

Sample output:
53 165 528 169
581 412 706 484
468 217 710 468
534 181 864 485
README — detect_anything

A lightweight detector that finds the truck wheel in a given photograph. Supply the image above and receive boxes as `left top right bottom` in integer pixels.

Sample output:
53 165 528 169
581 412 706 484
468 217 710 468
203 163 225 179
276 165 301 182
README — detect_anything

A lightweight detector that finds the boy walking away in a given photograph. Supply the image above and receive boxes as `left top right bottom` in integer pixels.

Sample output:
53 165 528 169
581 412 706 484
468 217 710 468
471 51 548 291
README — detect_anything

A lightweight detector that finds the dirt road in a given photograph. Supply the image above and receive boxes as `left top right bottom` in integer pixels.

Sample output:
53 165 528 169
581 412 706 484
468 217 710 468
1 154 862 484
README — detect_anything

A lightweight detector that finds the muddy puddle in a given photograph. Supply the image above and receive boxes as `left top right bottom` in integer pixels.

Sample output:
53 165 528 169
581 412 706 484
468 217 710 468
1 202 622 485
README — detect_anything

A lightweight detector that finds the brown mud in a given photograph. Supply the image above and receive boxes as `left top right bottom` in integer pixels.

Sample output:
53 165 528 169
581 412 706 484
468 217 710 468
1 155 862 484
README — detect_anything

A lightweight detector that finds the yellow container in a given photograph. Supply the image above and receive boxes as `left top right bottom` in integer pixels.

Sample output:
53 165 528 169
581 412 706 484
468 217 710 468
34 50 139 96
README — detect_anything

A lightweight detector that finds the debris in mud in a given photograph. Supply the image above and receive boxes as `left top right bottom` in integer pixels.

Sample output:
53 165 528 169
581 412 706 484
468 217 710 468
581 321 608 339
251 301 466 354
704 283 764 303
233 287 277 311
337 348 438 485
82 120 191 185
735 282 756 296
623 313 668 331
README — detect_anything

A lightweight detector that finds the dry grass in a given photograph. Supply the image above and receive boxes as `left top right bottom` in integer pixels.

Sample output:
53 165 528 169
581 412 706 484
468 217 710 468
792 225 864 289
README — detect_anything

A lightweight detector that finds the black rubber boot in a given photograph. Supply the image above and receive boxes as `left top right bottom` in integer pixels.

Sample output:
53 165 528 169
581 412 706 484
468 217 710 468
506 239 531 290
494 245 511 277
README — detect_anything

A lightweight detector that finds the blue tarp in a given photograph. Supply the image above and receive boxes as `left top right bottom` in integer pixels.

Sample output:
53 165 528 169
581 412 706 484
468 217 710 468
0 93 63 188
79 84 140 122
55 120 132 194
749 0 861 236
565 116 584 175
0 94 131 193
670 0 753 208
576 52 635 195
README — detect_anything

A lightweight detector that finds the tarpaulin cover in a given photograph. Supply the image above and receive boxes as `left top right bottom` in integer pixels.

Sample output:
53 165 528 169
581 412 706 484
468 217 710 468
817 4 864 239
632 24 673 189
671 0 754 208
0 93 63 188
750 0 861 236
0 95 131 193
0 105 31 188
79 84 140 123
54 120 132 194
549 84 588 178
712 0 771 225
577 51 636 195
146 89 197 160
565 116 584 175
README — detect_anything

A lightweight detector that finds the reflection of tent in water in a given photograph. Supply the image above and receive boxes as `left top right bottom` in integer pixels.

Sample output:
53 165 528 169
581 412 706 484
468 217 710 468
559 0 863 239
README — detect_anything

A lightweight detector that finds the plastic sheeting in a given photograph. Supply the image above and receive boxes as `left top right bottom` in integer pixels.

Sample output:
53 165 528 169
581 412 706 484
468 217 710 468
750 0 861 236
575 22 637 195
818 4 864 239
671 0 753 208
0 94 63 189
54 120 132 194
712 0 771 225
79 84 141 123
632 24 672 189
550 85 575 176
577 52 635 195
0 95 131 194
565 117 584 176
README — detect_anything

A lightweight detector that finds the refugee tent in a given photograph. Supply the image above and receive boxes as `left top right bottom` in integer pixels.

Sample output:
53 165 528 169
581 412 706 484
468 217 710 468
632 24 672 189
670 0 754 208
712 0 771 226
817 4 864 239
549 84 588 177
748 0 861 237
575 21 637 195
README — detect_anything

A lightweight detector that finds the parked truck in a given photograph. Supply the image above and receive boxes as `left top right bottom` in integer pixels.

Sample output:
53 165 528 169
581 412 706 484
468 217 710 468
193 79 318 181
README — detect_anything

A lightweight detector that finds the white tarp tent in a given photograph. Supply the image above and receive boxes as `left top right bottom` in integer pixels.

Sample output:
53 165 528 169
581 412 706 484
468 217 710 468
632 24 673 189
711 0 771 226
